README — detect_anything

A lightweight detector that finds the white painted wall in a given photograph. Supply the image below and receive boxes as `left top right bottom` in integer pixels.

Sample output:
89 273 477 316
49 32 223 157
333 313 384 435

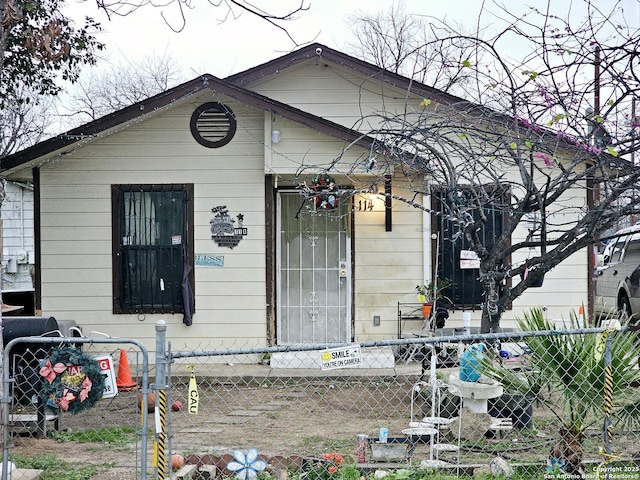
247 57 591 334
7 56 592 355
1 180 35 292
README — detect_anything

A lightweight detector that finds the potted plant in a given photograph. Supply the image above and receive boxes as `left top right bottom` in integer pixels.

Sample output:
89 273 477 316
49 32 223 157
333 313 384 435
416 277 452 319
481 308 640 475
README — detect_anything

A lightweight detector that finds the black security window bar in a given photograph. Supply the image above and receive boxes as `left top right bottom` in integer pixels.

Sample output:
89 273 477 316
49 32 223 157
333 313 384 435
112 184 194 314
433 188 504 308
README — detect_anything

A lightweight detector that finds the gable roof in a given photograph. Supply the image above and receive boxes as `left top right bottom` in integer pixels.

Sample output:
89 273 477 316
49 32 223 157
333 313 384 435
227 43 636 176
0 72 378 176
2 43 630 178
226 42 476 111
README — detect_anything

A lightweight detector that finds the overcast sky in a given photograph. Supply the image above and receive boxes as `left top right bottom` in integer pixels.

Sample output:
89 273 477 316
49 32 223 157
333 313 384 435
64 0 638 80
60 0 575 78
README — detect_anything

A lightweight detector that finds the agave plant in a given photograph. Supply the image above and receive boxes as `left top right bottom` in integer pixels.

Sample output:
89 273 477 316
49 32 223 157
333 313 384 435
481 308 640 474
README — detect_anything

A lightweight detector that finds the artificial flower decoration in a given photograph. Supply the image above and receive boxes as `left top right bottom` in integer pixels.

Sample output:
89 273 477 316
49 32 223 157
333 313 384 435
546 456 567 473
58 389 77 411
321 452 343 474
307 452 344 480
311 173 339 210
39 347 106 414
226 448 267 480
39 359 66 384
79 376 93 402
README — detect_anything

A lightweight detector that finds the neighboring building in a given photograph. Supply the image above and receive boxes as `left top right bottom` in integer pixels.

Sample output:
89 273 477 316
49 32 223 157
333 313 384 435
1 180 36 314
0 44 593 353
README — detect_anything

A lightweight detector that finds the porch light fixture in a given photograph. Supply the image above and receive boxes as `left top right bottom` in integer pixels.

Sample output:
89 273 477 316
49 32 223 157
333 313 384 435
271 130 281 143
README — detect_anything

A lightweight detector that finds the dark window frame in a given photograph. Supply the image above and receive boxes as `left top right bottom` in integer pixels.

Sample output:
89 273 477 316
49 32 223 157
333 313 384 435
431 186 510 309
111 184 195 314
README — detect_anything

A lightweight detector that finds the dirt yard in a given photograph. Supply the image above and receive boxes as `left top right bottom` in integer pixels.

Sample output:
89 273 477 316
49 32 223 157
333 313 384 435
10 371 640 479
10 376 435 478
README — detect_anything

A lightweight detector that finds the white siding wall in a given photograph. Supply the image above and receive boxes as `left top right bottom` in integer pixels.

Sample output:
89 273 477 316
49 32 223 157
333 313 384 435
38 95 270 352
265 115 368 174
1 181 35 291
248 60 590 334
354 188 423 339
249 61 423 133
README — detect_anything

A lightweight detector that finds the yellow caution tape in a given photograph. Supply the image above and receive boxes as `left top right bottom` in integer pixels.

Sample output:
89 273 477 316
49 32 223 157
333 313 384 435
187 364 199 415
594 320 621 361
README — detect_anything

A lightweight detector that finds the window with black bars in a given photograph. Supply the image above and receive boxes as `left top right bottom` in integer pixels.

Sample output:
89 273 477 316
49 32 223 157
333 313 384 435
432 188 505 308
112 184 193 314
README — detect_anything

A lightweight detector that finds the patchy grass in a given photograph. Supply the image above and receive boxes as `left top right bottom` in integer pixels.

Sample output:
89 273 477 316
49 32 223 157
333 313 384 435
277 463 548 480
51 426 136 449
12 453 111 480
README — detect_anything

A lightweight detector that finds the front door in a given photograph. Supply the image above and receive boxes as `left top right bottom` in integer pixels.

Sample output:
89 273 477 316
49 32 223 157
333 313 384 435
277 192 351 344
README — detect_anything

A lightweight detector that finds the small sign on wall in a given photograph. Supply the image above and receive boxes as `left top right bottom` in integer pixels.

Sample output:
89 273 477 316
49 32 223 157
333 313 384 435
210 205 248 249
195 254 224 267
460 250 480 269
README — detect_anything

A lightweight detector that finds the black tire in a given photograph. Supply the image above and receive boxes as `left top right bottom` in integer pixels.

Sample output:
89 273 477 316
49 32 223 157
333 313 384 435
619 292 633 319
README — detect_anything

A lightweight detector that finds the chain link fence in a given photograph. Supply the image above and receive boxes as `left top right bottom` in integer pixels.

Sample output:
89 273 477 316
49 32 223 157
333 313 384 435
3 313 640 479
165 320 640 478
3 336 152 479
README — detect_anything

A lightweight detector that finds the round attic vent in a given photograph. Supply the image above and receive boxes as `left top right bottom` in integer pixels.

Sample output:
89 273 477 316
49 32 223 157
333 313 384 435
190 102 237 148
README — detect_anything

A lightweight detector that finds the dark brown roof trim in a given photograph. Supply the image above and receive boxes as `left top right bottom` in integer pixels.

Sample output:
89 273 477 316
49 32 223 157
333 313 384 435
226 43 632 168
226 43 477 113
0 73 377 174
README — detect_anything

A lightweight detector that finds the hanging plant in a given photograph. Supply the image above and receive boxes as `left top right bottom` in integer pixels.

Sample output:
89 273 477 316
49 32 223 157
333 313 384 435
39 346 106 414
311 173 338 210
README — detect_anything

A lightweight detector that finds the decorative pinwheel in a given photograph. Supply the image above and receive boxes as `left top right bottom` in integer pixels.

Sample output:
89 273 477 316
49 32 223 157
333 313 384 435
226 448 267 480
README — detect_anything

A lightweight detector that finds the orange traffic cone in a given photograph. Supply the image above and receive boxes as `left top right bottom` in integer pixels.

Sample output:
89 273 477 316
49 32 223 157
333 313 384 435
116 349 138 391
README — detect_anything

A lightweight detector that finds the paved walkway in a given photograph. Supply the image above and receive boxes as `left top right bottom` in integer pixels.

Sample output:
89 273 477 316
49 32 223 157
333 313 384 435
168 359 431 380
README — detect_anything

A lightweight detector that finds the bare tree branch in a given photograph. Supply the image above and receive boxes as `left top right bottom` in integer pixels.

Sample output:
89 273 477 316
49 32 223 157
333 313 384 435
334 0 640 331
89 0 310 43
348 1 486 96
58 52 185 127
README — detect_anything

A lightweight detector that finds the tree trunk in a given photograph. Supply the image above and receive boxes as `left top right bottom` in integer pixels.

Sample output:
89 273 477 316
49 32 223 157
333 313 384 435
480 303 501 333
551 428 585 475
480 276 503 333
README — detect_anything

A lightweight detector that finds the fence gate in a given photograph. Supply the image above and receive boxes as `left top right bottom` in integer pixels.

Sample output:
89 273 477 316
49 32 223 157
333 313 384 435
2 335 151 480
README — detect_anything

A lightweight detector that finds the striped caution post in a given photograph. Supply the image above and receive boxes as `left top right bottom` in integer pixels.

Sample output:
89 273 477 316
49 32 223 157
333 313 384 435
601 323 618 478
154 320 169 480
603 355 613 448
157 388 168 480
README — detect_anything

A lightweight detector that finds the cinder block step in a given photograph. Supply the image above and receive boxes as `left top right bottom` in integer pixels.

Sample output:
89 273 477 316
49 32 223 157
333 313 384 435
10 469 44 480
174 464 198 479
198 465 217 479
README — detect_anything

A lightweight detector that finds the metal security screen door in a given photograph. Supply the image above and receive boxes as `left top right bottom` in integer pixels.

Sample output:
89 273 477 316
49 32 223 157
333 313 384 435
277 192 352 344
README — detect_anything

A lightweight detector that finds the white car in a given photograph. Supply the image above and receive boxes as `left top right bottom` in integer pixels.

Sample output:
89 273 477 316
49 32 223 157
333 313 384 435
594 225 640 319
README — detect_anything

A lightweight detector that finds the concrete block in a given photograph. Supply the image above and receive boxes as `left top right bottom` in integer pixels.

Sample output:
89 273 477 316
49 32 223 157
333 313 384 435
199 464 217 479
11 469 44 480
174 464 198 479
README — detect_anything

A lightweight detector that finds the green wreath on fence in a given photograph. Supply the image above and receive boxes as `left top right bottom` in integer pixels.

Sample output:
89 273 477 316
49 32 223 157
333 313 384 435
39 346 105 414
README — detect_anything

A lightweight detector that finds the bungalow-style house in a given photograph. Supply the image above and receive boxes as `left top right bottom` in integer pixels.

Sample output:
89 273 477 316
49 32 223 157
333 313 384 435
0 44 593 353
